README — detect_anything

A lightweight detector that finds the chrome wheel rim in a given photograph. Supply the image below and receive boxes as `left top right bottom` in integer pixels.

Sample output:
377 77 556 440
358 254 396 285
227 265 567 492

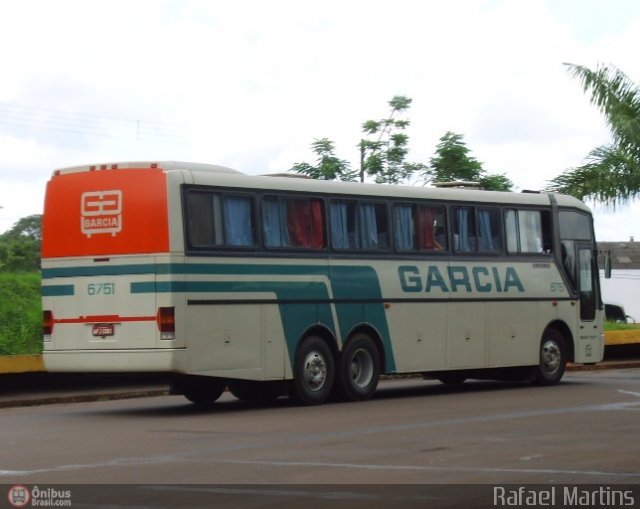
303 351 327 392
541 340 561 374
350 348 374 388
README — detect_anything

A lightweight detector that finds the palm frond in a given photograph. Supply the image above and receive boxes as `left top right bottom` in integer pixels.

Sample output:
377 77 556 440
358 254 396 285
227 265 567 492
547 144 640 206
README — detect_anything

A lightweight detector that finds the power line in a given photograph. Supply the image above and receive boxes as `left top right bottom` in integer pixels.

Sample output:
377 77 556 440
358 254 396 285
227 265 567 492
0 102 193 145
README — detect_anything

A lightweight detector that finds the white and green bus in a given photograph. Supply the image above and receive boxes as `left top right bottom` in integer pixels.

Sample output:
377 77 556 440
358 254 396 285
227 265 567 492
41 161 604 405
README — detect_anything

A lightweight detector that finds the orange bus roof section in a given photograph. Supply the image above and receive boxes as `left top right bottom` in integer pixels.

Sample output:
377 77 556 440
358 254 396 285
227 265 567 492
42 167 170 258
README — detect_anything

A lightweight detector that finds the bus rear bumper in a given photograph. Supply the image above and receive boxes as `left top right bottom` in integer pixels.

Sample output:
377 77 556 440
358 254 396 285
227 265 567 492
43 349 187 373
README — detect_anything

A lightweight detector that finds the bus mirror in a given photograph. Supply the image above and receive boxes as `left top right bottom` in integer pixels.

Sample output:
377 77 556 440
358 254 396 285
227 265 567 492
604 251 612 279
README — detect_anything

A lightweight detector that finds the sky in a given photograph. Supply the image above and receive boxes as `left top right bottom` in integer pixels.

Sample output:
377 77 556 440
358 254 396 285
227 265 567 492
1 0 639 241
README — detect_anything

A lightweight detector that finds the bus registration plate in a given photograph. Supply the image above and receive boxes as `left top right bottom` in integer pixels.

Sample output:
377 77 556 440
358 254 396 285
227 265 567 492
92 324 115 337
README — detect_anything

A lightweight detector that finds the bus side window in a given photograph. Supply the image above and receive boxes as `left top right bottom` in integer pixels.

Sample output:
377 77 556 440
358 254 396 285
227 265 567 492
186 191 223 248
394 204 446 252
453 207 475 253
263 196 325 249
222 195 255 246
331 200 388 251
186 191 255 249
477 208 502 253
506 209 552 254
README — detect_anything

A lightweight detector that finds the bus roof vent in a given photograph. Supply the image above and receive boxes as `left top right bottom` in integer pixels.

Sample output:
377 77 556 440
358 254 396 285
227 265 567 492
261 172 313 179
521 189 542 194
432 181 482 190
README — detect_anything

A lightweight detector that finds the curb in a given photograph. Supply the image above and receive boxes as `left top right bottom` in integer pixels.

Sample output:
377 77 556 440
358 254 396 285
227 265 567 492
0 354 45 374
0 388 170 409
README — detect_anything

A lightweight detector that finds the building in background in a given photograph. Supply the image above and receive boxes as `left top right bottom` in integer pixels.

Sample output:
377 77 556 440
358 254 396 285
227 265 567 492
598 240 640 323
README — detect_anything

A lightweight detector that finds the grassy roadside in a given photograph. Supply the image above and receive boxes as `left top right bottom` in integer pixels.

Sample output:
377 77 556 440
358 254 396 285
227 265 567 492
604 321 640 331
0 272 42 355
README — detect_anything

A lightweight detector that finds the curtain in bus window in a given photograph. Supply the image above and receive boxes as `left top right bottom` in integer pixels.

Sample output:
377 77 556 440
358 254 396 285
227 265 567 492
477 209 494 251
505 210 518 253
287 199 310 247
520 211 542 253
263 198 289 247
330 202 350 249
417 207 437 250
394 205 414 251
223 196 253 246
358 203 378 249
309 199 325 249
456 208 471 252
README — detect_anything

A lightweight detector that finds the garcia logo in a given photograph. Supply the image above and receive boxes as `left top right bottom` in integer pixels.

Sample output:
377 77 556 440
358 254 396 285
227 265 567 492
81 190 123 238
7 485 30 508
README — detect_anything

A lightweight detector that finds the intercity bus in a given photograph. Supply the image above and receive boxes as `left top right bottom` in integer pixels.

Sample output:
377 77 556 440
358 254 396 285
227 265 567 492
41 161 604 405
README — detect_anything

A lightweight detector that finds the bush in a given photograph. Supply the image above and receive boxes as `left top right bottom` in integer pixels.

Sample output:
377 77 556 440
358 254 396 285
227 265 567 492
0 272 42 355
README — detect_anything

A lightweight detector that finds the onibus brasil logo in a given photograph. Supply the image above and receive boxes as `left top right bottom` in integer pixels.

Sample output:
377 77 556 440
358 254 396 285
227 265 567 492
7 485 72 507
81 190 123 238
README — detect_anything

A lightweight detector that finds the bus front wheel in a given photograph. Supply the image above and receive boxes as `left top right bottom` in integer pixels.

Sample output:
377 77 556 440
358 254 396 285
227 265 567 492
335 333 381 401
290 335 335 405
531 329 567 386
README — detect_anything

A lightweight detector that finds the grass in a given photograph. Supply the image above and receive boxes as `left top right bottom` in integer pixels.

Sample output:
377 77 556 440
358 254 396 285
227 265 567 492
0 272 42 355
604 320 640 332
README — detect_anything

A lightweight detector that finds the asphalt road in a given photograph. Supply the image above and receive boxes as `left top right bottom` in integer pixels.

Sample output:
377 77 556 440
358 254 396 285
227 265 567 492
2 370 640 507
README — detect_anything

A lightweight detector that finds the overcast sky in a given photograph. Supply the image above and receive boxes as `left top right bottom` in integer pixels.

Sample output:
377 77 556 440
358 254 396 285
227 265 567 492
1 0 639 241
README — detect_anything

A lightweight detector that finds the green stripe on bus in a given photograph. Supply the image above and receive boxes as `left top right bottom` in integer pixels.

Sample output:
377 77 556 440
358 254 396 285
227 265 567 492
43 262 397 372
42 284 75 296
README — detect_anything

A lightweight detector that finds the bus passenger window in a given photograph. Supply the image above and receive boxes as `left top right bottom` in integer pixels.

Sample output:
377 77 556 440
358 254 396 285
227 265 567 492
331 200 388 251
186 191 222 248
394 204 446 252
477 208 502 252
186 191 255 249
453 207 475 253
263 197 325 249
506 209 552 254
222 196 255 246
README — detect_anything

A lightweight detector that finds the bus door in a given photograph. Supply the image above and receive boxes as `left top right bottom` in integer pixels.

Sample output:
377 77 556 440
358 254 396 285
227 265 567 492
576 242 601 331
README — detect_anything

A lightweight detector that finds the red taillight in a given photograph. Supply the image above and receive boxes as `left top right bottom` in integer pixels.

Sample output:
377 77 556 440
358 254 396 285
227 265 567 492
157 307 175 340
43 310 54 335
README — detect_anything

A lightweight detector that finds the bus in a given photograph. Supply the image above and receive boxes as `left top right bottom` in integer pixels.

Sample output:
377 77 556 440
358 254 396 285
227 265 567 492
41 161 604 406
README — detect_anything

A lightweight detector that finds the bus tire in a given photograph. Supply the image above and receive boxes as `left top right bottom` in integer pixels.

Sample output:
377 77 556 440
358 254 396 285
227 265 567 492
335 333 381 401
531 328 567 386
290 335 335 405
438 373 466 386
177 376 226 407
228 381 283 402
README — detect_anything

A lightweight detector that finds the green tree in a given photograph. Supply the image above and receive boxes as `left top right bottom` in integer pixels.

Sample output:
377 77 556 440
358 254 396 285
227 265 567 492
547 63 640 205
424 131 513 191
292 95 424 185
292 138 357 181
0 214 42 272
359 95 426 184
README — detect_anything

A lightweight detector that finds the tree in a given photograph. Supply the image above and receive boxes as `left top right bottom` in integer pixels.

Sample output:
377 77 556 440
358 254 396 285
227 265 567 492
292 95 424 185
0 214 42 272
547 63 640 205
423 131 513 191
359 95 426 184
292 138 357 181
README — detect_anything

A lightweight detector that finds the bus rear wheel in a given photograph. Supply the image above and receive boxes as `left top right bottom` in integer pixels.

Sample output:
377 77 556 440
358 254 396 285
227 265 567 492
335 333 381 401
173 376 226 407
531 329 567 386
290 335 335 405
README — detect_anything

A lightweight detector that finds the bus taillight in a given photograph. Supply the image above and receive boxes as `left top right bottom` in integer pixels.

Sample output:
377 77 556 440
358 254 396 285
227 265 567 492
157 307 175 340
43 310 54 336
